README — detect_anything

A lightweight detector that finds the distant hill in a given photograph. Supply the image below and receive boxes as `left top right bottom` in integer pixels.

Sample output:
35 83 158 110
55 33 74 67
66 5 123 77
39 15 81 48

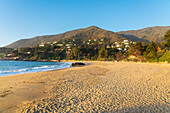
6 26 126 48
5 26 170 48
117 26 170 43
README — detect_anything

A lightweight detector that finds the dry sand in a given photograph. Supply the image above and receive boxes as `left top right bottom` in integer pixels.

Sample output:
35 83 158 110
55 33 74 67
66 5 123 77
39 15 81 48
0 62 169 112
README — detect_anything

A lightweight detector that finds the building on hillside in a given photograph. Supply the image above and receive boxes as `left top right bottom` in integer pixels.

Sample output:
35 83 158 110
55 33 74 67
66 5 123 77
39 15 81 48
116 44 121 47
106 45 111 48
65 44 71 47
133 42 136 44
27 52 31 54
100 39 104 41
39 43 44 47
117 48 122 51
98 42 103 45
122 40 129 45
56 44 63 47
6 54 14 57
129 55 136 59
125 45 130 48
53 41 57 44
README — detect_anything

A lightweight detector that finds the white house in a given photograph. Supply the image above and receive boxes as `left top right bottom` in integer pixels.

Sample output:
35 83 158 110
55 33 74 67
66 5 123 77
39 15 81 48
65 44 71 47
133 42 137 44
27 52 31 54
53 41 57 44
106 45 110 48
116 44 121 47
57 44 63 47
129 55 136 59
117 48 122 51
39 44 44 47
122 40 129 45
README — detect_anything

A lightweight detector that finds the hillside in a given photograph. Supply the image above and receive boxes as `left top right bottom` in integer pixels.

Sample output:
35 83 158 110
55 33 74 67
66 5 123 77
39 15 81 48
6 26 126 48
117 26 170 43
0 47 13 54
6 26 170 48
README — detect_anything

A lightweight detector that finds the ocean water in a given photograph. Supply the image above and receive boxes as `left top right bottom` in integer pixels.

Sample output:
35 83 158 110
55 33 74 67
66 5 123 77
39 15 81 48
0 61 71 77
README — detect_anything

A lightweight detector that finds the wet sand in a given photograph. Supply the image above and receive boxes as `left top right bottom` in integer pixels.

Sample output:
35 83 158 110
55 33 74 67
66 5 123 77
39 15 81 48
0 62 169 112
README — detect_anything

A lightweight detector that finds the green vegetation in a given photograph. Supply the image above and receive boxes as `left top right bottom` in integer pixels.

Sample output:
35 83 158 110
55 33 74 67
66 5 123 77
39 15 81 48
3 29 170 63
164 30 170 48
0 47 13 54
159 52 170 63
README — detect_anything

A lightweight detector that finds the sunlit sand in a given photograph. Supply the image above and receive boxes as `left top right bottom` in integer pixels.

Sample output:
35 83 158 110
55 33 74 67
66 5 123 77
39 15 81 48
0 62 169 112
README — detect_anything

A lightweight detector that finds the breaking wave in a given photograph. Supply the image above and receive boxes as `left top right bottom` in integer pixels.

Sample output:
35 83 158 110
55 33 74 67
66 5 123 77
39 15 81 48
0 61 71 76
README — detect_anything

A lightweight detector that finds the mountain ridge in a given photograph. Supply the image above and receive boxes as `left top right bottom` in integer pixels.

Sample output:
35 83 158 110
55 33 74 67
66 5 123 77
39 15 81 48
117 26 170 43
6 26 126 48
5 26 170 48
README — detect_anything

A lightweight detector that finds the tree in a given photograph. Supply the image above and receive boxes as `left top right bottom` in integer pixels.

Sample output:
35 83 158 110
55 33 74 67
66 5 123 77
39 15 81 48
98 47 107 60
105 49 108 58
116 52 123 61
159 52 170 63
128 42 142 56
164 30 170 48
70 47 78 60
143 42 158 62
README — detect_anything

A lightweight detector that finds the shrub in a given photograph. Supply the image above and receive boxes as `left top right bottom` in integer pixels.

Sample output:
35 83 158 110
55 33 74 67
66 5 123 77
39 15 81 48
159 52 170 63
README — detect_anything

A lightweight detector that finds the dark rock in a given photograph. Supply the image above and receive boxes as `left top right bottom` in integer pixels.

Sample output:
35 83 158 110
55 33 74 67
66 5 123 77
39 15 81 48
71 62 85 67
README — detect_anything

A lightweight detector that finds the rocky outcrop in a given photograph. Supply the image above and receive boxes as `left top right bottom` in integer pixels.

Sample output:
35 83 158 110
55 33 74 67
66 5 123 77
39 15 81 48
71 62 85 67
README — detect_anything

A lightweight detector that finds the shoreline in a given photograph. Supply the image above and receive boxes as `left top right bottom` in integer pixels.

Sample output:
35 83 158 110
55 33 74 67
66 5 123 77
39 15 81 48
0 61 72 77
0 64 87 112
0 60 169 77
1 58 169 64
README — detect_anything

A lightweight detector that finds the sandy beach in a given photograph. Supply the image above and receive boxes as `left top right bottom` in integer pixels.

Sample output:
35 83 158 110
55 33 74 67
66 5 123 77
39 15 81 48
0 62 169 112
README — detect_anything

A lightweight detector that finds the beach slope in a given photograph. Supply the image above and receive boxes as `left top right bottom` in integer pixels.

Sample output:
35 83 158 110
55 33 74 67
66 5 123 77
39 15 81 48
0 62 169 112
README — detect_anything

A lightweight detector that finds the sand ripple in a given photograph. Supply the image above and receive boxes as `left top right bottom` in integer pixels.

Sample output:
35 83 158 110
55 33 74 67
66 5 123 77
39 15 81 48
16 63 170 112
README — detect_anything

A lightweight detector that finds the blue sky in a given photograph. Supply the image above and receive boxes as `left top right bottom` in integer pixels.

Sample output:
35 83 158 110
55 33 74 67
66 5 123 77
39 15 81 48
0 0 170 47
